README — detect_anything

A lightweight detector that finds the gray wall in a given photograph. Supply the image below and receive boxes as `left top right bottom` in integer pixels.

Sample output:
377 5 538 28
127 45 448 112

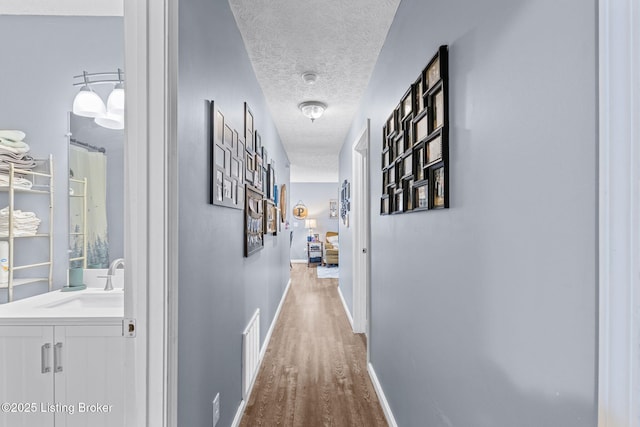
0 16 123 301
339 0 598 425
178 1 290 426
289 182 339 260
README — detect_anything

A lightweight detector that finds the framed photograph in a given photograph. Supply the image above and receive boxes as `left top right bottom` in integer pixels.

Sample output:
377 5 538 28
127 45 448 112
414 112 429 143
401 87 412 118
414 146 425 181
231 180 237 205
267 163 276 200
403 153 413 177
264 199 277 235
413 77 425 113
432 166 446 208
255 131 262 156
237 136 245 158
255 154 263 189
244 102 254 154
380 196 389 215
430 88 444 132
224 123 233 148
216 170 223 202
426 56 441 89
262 165 268 195
404 179 414 211
415 183 428 209
329 199 338 218
394 189 404 214
262 146 268 165
210 100 242 209
426 135 443 165
244 185 264 257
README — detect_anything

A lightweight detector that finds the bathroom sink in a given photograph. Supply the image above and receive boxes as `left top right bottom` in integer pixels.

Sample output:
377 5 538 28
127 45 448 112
40 291 124 310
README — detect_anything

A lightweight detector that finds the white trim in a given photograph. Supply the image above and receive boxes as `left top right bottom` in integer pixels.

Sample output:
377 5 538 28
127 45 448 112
0 0 123 16
368 363 398 427
338 285 354 329
124 0 178 425
290 259 307 264
598 0 640 426
351 120 370 336
233 279 292 427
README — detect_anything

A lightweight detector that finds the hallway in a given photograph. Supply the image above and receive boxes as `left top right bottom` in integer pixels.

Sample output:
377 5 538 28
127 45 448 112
240 265 386 426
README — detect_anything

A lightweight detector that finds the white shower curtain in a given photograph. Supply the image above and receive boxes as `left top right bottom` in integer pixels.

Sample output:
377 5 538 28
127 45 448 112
69 145 109 268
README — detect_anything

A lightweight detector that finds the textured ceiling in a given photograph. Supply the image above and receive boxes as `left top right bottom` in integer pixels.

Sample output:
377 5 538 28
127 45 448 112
229 0 400 182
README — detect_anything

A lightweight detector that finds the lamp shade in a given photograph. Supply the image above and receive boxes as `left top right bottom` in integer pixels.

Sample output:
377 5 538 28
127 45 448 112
107 84 125 115
72 86 106 118
304 219 317 229
95 112 124 130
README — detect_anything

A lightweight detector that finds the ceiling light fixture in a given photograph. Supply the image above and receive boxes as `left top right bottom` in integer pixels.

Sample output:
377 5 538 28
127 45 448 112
298 101 327 123
72 69 125 130
301 72 318 85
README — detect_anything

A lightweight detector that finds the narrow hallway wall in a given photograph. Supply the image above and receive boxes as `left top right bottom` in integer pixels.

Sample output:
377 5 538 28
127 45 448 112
339 0 598 425
178 1 290 425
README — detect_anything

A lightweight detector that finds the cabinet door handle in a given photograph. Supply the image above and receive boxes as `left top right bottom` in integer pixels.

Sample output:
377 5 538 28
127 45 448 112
41 343 51 374
54 342 63 373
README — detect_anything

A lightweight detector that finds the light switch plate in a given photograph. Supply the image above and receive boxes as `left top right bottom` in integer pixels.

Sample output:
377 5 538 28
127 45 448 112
212 393 220 426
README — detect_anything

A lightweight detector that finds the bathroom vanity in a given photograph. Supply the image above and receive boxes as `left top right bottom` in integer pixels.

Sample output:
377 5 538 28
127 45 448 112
0 288 124 427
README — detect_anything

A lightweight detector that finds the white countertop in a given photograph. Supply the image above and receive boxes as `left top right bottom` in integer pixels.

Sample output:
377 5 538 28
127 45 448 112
0 288 124 326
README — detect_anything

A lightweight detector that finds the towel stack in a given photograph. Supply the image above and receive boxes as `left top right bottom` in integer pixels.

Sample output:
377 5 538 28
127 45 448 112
0 207 42 237
0 130 36 188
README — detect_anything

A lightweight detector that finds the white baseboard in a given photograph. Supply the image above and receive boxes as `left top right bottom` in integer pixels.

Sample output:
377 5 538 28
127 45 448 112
368 363 398 427
230 399 246 427
290 259 307 264
232 278 292 427
259 279 291 361
337 285 354 329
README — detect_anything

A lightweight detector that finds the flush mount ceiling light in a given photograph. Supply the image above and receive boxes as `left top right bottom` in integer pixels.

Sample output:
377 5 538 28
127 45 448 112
72 69 125 129
301 72 318 85
298 101 327 123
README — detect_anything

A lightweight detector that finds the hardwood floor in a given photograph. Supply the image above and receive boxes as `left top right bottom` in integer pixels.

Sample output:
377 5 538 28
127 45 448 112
240 264 387 427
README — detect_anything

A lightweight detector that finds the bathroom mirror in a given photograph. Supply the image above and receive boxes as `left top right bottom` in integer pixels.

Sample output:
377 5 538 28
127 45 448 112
68 112 124 268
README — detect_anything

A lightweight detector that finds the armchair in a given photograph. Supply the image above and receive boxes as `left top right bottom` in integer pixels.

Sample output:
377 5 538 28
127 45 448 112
324 231 339 266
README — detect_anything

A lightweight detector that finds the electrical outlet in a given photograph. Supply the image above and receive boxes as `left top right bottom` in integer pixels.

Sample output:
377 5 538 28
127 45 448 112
212 393 220 427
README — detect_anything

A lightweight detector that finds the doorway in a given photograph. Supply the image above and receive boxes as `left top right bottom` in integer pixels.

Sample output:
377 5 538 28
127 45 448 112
351 120 371 351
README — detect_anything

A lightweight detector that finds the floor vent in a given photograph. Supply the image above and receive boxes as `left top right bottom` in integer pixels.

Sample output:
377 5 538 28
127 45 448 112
242 309 260 398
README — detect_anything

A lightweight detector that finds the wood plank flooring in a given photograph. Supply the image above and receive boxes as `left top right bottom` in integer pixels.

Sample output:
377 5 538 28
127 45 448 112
240 264 387 427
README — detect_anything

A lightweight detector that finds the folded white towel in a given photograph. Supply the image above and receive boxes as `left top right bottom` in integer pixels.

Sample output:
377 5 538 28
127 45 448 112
0 130 26 141
0 139 30 154
0 207 41 236
0 174 32 189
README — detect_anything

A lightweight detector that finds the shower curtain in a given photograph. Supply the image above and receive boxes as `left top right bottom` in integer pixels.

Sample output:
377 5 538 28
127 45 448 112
69 145 109 268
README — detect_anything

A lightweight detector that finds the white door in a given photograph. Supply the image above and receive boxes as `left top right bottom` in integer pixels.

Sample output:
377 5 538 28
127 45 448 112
352 120 371 341
0 325 55 427
54 325 125 427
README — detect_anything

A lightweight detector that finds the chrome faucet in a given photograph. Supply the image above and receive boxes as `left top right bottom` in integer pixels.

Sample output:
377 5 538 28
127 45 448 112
104 258 125 291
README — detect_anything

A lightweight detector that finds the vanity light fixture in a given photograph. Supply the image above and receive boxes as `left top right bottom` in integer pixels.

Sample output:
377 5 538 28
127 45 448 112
298 101 327 123
72 69 125 130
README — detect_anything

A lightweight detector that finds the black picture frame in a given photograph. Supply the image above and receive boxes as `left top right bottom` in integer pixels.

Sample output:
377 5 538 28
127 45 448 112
209 100 243 209
263 199 277 236
244 102 254 154
244 185 264 257
380 45 449 216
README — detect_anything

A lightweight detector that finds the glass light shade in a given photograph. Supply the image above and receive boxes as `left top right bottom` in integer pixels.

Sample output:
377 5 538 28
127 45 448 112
305 219 317 229
95 112 124 130
72 87 106 118
107 85 125 114
299 101 327 122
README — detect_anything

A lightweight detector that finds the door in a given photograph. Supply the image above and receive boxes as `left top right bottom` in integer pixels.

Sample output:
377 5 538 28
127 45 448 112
54 325 125 427
0 325 55 427
352 120 371 343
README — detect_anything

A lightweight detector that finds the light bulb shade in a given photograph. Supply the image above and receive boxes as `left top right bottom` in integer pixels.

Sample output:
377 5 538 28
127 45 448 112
107 86 125 115
304 219 317 229
73 87 106 118
95 112 124 130
299 101 327 121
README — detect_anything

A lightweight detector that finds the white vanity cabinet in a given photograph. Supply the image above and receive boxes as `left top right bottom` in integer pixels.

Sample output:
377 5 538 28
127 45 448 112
0 323 124 427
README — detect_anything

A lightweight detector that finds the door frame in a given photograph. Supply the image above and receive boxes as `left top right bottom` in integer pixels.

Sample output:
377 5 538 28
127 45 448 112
124 0 179 426
351 120 371 345
597 0 640 425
